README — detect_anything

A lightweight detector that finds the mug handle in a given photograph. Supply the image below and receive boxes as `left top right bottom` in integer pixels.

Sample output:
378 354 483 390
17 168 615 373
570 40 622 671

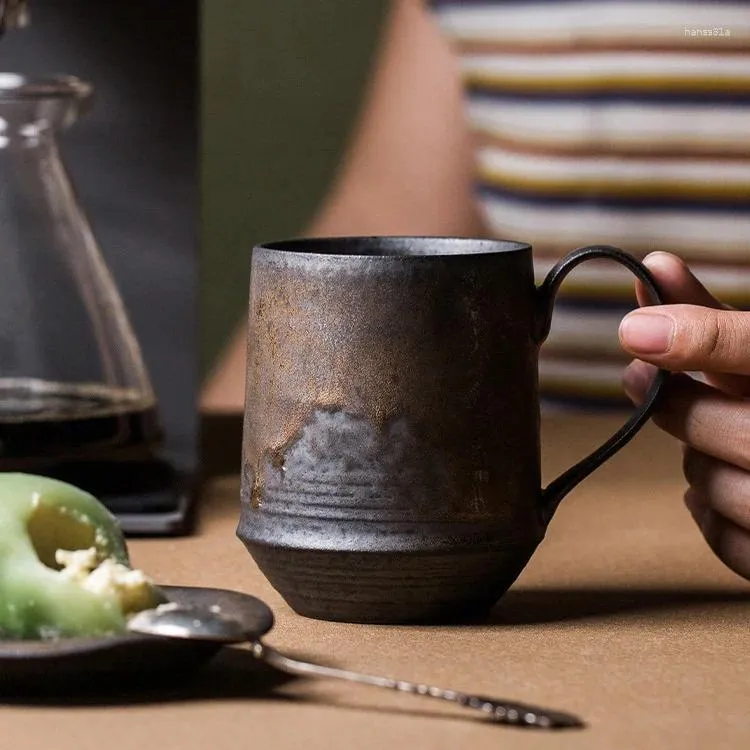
535 245 669 525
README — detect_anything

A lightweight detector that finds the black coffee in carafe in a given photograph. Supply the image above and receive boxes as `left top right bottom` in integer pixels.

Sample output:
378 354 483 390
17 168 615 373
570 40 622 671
0 380 162 471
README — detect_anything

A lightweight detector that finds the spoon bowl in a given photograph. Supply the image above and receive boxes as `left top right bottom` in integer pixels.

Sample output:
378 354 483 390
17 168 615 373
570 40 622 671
128 603 253 643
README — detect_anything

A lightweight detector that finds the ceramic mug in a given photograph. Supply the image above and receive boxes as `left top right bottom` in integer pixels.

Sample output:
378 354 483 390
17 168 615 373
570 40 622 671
238 237 666 623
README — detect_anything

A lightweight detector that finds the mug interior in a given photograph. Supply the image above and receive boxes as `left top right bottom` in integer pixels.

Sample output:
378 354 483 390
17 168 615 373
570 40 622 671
258 236 530 257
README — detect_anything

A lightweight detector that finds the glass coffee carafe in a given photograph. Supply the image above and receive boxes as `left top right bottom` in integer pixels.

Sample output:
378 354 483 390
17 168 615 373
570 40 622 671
0 73 163 481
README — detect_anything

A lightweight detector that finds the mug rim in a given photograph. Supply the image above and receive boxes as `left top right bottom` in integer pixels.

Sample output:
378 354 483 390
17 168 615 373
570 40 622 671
255 236 532 259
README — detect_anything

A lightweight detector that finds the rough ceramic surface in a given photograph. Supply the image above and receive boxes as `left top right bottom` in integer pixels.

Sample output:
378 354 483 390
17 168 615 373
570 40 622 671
239 238 542 623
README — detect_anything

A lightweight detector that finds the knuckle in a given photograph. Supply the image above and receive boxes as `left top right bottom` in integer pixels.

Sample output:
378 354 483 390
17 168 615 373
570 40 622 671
705 413 750 474
735 488 750 530
682 446 704 487
729 404 750 471
703 313 723 359
737 434 750 474
697 311 748 370
704 517 750 579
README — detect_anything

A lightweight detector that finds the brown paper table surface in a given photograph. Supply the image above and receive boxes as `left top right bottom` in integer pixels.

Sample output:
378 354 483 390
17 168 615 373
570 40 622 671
4 415 749 749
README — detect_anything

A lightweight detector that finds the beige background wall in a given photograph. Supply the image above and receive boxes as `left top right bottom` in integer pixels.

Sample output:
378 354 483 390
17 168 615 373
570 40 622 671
201 0 387 374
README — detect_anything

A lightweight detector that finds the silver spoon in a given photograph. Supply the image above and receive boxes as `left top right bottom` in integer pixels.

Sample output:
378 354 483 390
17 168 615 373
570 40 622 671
128 602 583 729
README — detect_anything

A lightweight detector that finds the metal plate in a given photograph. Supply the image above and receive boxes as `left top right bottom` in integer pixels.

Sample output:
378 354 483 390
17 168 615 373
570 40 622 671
0 585 274 690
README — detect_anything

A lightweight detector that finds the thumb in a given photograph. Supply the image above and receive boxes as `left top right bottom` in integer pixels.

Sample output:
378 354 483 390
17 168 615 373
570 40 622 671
619 305 750 375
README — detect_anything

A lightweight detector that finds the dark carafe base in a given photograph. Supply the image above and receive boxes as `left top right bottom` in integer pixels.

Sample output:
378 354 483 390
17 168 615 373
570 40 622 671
0 388 197 536
45 456 196 537
0 452 196 537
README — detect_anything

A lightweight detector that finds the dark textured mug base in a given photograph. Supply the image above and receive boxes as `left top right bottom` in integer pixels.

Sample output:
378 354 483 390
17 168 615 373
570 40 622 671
244 542 535 624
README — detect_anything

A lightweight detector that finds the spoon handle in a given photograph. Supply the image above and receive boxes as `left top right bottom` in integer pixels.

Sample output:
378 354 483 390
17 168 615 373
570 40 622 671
251 641 582 729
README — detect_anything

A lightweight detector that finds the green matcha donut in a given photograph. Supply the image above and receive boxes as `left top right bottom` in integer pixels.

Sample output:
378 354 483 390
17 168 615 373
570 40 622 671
0 473 163 640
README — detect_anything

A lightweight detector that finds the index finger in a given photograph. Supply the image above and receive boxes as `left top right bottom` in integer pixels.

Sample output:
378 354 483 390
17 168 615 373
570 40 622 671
634 252 728 311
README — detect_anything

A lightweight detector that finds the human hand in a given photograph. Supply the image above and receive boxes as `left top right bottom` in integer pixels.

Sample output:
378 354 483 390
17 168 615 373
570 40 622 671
618 252 750 580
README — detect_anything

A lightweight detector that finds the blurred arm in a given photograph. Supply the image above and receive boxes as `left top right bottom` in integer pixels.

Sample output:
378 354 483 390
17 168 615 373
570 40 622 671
201 0 482 412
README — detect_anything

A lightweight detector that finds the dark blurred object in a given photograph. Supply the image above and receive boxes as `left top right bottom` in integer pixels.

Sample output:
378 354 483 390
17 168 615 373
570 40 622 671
200 413 244 480
0 0 29 35
0 1 199 534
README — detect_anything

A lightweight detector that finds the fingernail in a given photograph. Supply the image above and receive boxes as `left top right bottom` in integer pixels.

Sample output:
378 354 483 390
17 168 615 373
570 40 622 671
619 312 674 354
643 251 684 269
622 360 657 403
